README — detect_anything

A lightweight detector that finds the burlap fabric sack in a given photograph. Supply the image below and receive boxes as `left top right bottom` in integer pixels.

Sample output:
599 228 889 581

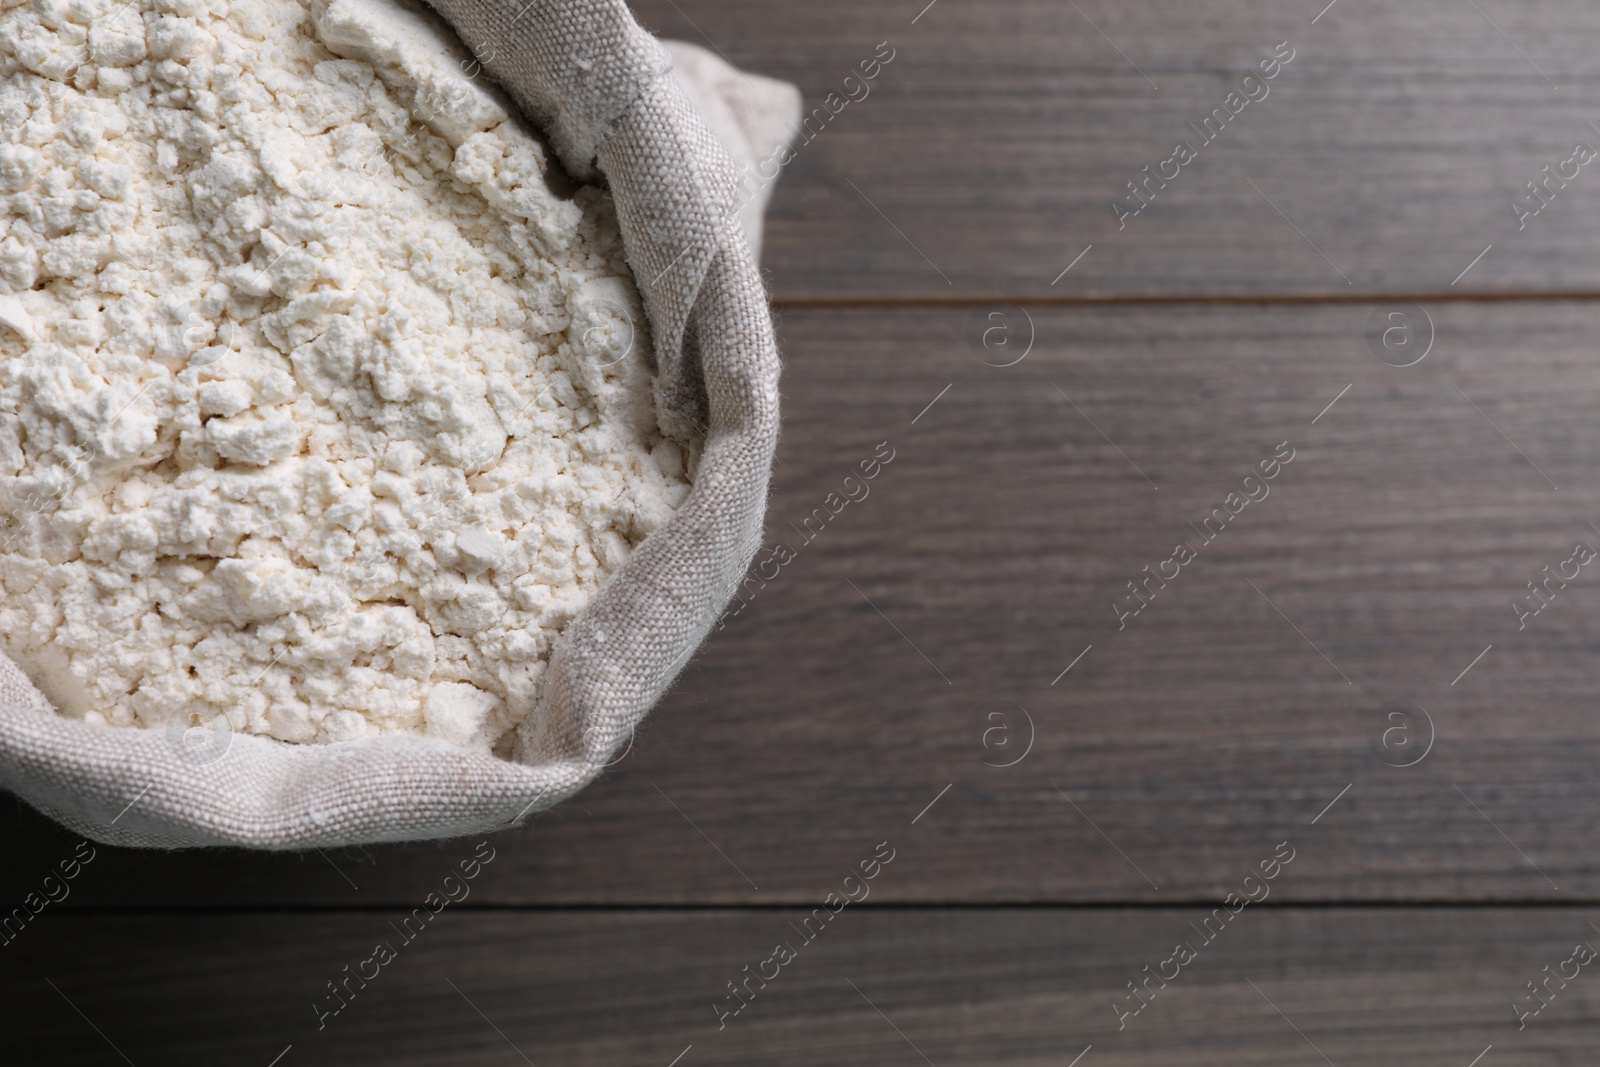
0 0 798 848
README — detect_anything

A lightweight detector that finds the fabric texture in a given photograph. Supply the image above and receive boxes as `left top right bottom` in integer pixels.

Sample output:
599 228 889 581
662 40 797 266
0 0 797 848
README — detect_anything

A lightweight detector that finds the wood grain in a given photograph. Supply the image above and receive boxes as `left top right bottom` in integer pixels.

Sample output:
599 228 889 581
1 907 1593 1065
9 300 1600 904
627 0 1600 300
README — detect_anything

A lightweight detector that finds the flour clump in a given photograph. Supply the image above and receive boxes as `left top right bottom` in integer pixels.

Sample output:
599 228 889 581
0 0 692 752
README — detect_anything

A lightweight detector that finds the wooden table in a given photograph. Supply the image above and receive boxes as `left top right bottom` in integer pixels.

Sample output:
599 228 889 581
7 1 1600 1062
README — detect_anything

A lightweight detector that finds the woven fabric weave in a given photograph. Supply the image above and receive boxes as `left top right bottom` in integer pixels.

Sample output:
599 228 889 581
0 0 796 848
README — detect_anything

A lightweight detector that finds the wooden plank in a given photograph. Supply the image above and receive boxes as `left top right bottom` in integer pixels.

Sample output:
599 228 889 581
628 0 1600 299
0 907 1592 1064
7 300 1600 904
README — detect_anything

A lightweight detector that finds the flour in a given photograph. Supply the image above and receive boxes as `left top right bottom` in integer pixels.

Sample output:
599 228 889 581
0 0 692 752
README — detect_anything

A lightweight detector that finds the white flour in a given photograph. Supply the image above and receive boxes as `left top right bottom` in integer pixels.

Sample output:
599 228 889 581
0 0 692 752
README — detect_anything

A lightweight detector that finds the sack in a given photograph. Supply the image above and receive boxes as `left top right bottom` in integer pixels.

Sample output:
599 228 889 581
0 0 798 848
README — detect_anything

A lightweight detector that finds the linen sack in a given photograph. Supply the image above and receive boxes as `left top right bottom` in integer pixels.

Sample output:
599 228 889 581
0 0 798 847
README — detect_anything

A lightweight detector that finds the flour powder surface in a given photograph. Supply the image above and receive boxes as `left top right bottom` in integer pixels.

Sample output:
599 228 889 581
0 0 692 752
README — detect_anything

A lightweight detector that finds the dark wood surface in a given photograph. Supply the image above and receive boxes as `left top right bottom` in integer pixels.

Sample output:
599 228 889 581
5 907 1599 1065
632 0 1600 300
7 0 1600 1060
